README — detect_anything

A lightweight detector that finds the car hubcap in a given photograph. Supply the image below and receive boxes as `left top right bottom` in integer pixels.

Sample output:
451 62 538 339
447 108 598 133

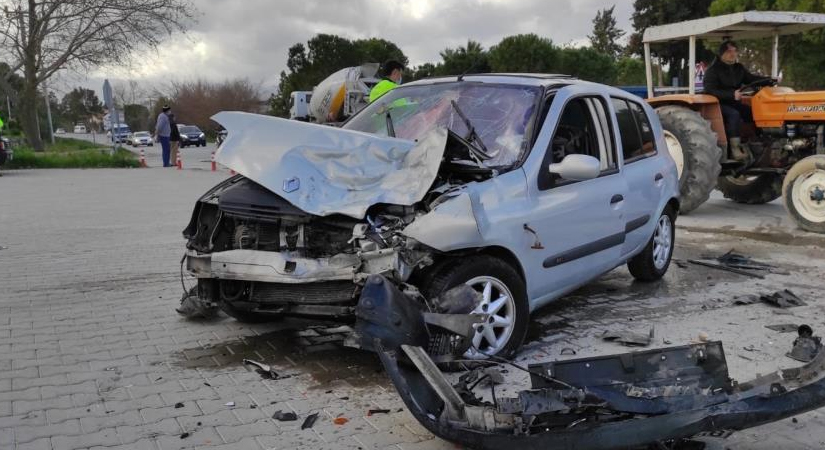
652 214 672 270
663 130 685 180
792 170 825 224
464 276 516 359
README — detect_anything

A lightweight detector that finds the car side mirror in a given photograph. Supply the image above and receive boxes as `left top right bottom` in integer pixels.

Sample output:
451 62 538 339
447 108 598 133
548 154 601 181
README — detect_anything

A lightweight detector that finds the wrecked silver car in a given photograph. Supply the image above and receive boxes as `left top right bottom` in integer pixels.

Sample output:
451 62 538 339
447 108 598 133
182 75 680 359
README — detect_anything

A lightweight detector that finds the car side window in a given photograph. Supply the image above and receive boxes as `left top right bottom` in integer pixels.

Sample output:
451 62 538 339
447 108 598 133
612 98 657 162
538 96 617 190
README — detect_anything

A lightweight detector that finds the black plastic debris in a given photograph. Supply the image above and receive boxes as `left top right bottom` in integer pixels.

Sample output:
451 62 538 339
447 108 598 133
367 409 391 416
762 290 806 308
272 410 298 421
788 325 822 363
766 324 799 333
301 412 319 429
180 432 190 439
174 402 184 409
601 327 654 347
716 249 776 271
687 259 765 279
243 358 292 380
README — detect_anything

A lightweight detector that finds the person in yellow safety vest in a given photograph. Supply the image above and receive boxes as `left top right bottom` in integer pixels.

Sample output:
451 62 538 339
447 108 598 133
369 60 405 103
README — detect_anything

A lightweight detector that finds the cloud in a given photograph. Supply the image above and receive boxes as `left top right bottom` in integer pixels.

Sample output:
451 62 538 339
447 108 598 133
57 0 633 98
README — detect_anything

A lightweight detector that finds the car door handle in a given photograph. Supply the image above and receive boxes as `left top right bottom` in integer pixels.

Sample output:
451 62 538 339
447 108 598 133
610 194 624 204
655 173 664 181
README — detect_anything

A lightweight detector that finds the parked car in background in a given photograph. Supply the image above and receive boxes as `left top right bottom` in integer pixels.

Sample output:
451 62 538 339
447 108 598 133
182 74 681 360
109 125 131 143
178 125 206 147
127 131 154 147
73 124 87 133
55 128 66 135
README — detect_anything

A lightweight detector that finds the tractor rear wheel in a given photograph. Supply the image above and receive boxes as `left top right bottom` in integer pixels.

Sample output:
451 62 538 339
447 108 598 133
656 105 722 214
717 173 783 204
783 155 825 233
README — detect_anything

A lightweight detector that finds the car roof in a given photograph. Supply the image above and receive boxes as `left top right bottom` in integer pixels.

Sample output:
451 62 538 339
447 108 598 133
400 73 638 98
402 73 578 88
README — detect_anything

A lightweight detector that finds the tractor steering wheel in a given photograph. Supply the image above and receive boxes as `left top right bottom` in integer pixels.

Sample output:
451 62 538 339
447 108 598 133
739 77 777 95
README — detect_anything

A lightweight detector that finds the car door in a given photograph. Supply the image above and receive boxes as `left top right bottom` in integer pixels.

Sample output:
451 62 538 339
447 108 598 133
609 97 666 256
523 88 628 305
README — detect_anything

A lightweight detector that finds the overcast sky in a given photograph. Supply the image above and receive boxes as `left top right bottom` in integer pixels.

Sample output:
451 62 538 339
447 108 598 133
55 0 634 101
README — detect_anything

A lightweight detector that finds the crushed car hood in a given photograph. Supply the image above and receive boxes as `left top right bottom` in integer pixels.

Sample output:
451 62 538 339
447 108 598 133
212 112 448 219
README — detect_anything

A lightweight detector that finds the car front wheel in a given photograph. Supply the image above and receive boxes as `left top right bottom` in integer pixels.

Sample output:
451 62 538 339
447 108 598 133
627 205 676 281
422 256 528 360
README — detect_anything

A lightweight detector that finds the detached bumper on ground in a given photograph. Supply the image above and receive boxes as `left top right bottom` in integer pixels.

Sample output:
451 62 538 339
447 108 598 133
355 273 825 450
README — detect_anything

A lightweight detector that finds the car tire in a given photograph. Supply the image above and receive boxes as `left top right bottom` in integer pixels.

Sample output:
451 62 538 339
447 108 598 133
717 173 783 204
656 105 722 214
627 205 676 281
782 155 825 233
421 255 529 360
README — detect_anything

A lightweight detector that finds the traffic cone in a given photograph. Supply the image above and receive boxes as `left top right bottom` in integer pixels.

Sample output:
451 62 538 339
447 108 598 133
210 150 217 172
176 151 182 170
139 148 147 168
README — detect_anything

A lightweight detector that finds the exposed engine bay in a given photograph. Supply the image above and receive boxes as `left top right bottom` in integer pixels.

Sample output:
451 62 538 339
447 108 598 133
181 113 510 322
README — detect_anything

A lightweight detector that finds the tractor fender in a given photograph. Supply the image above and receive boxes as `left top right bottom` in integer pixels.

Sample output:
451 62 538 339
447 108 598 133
647 94 727 147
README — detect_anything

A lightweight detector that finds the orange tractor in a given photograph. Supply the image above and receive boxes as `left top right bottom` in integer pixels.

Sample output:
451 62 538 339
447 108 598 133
641 11 825 233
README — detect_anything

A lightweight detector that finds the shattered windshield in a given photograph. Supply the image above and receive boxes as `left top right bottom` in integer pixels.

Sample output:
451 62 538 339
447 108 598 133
344 82 541 168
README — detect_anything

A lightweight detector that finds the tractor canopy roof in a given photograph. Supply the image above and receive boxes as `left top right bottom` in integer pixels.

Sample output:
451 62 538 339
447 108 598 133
643 11 825 43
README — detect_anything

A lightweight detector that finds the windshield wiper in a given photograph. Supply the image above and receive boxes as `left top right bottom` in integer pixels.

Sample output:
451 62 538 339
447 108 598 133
385 111 396 138
450 100 491 160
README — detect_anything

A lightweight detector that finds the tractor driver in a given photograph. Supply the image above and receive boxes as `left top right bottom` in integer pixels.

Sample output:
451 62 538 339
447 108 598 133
703 40 768 161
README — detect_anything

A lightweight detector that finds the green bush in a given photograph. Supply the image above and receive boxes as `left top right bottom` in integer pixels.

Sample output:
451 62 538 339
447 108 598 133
5 137 139 169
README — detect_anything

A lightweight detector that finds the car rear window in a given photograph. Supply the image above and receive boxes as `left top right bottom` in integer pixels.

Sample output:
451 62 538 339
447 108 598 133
611 98 656 162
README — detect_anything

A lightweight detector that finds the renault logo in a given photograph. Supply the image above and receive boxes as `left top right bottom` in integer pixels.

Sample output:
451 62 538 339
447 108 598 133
283 176 300 193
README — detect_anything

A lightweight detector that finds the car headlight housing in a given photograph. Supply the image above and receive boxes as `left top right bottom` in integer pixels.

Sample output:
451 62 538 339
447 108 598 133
199 133 205 139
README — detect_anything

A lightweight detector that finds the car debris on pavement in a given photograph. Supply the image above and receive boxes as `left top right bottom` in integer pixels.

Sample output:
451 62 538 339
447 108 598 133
346 275 825 450
601 327 654 347
787 325 822 363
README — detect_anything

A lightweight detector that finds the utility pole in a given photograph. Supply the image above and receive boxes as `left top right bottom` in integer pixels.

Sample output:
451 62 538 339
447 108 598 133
44 82 55 144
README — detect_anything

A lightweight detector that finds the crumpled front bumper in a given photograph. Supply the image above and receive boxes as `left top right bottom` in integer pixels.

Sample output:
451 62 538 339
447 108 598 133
185 247 414 284
376 344 825 450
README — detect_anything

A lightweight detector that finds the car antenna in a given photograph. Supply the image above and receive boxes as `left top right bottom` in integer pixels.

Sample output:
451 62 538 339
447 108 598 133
457 63 476 82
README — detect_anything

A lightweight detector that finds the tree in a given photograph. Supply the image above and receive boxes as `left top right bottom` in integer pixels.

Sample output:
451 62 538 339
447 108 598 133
270 34 409 117
559 47 618 84
354 38 408 67
615 57 647 85
438 40 490 75
0 0 194 150
627 0 714 82
589 6 626 58
488 34 559 73
123 104 150 132
60 87 103 128
162 78 262 134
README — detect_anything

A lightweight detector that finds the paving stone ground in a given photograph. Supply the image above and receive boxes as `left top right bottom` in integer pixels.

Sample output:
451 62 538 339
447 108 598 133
1 165 824 449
